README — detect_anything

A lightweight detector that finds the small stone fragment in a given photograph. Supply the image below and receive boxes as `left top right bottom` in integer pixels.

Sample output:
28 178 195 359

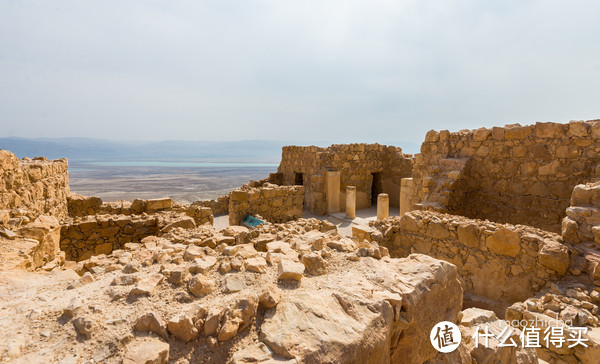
72 316 94 339
123 338 170 364
134 312 168 339
245 257 267 273
259 284 282 309
188 275 216 297
67 272 94 290
167 314 198 342
301 252 327 276
162 266 189 285
130 274 164 296
189 256 218 274
277 259 305 281
111 274 141 286
62 297 83 318
217 319 240 341
224 276 247 293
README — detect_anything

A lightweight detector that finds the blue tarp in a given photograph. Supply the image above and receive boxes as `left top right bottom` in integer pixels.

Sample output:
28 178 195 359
241 215 264 229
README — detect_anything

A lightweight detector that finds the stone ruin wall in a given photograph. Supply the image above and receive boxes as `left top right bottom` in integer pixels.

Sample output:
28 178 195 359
69 192 228 219
60 214 160 261
278 144 413 215
413 120 600 233
191 195 229 215
0 149 69 220
62 196 213 261
228 184 304 225
364 210 571 308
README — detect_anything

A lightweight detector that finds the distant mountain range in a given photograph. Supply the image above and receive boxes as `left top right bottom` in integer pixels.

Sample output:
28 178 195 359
0 137 421 163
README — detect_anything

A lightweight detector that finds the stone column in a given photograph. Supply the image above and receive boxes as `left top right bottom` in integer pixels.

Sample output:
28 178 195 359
377 193 389 220
400 178 414 215
326 171 340 214
346 186 356 219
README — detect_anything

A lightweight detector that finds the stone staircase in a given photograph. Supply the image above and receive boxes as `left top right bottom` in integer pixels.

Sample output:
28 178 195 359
561 181 600 286
415 157 469 212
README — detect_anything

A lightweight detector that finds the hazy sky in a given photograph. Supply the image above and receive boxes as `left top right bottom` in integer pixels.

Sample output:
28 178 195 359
1 0 599 144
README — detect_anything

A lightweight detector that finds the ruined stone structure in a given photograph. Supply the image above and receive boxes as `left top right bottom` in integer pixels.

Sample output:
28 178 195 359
228 183 304 225
277 144 413 215
191 194 229 215
3 119 600 363
368 210 570 306
60 215 161 261
0 150 69 219
411 120 600 233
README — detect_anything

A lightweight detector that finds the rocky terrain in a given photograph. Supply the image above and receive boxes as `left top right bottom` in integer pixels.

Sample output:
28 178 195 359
2 219 466 363
3 119 600 363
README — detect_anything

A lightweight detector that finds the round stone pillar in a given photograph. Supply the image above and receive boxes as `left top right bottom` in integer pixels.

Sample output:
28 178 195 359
377 193 389 220
346 186 356 219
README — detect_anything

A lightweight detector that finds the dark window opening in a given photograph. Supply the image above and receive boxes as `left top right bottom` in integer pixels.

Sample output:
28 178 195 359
294 172 304 186
371 172 383 205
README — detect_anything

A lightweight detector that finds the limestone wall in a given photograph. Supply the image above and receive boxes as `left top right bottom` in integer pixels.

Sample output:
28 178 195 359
368 210 571 304
60 214 160 261
413 120 600 233
278 144 413 214
192 195 229 215
228 183 304 225
67 194 184 218
0 150 69 220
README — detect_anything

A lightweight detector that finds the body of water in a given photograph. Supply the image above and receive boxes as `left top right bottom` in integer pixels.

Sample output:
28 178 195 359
89 161 279 168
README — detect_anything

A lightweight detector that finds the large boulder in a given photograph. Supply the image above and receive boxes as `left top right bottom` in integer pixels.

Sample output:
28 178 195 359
260 254 463 363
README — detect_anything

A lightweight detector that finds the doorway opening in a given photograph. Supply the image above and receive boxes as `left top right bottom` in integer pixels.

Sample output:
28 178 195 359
371 172 383 206
294 172 304 186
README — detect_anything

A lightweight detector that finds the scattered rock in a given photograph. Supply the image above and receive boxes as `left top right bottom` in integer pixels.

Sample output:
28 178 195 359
67 272 94 289
167 313 198 342
189 256 217 274
123 338 169 364
62 297 83 318
130 274 164 296
245 257 267 273
259 284 282 308
277 259 305 281
301 252 327 275
111 274 141 286
224 276 247 293
72 316 94 339
188 275 216 297
134 312 168 339
162 266 189 285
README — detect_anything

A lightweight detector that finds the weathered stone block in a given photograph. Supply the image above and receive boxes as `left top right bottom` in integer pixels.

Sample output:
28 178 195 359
277 259 305 281
538 239 569 274
486 228 521 257
457 223 480 248
146 198 172 212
